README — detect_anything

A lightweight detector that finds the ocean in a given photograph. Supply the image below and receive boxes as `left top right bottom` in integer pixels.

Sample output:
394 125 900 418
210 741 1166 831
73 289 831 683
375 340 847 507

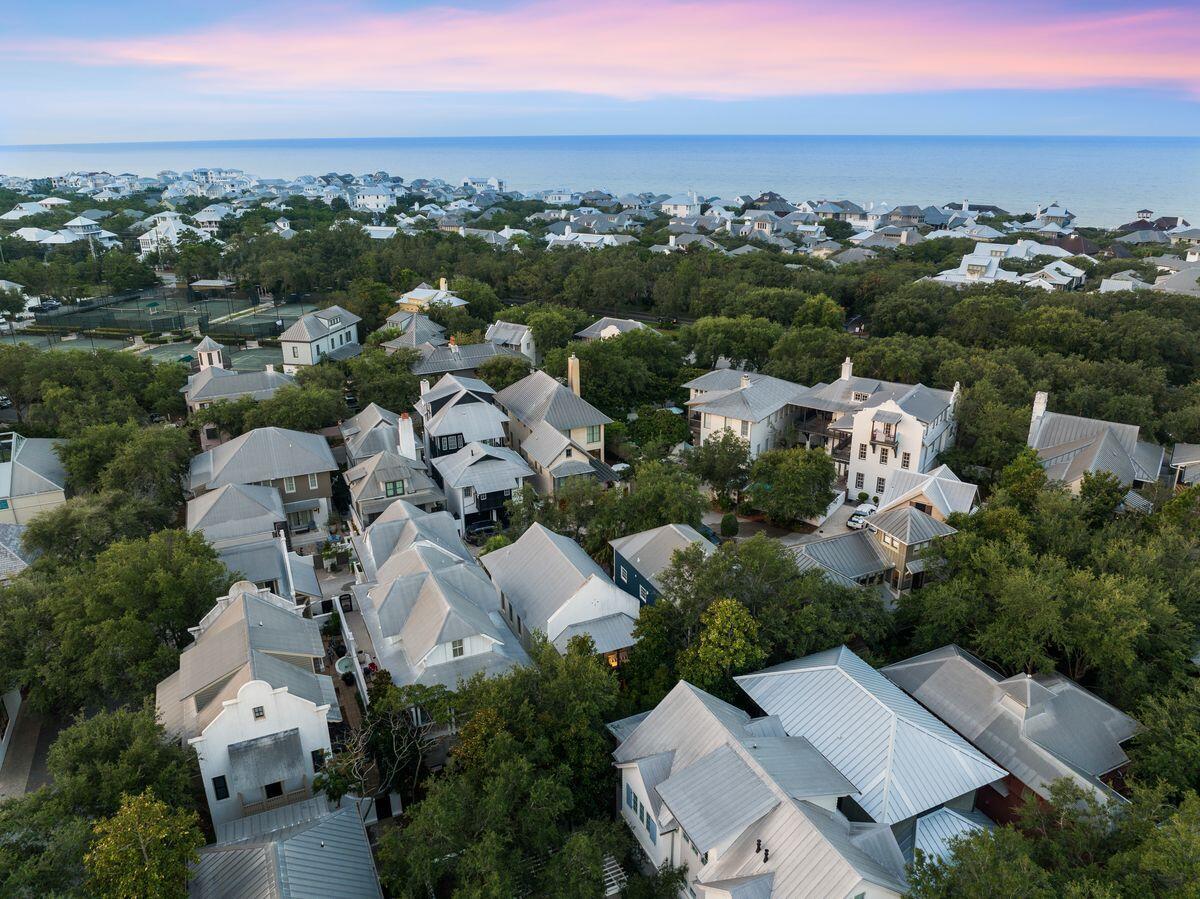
1 135 1197 228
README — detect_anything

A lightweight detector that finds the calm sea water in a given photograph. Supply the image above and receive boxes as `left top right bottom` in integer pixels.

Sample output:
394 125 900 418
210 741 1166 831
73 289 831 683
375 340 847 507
1 135 1197 228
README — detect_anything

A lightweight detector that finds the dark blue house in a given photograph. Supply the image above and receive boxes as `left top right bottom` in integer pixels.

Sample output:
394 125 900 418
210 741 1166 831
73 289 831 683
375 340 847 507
610 523 715 605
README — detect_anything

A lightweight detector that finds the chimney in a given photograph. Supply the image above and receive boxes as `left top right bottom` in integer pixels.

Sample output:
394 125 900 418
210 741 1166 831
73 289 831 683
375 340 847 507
438 276 448 291
567 354 581 396
278 529 296 601
266 363 275 373
419 378 431 397
1028 391 1049 444
840 357 853 381
449 335 459 354
740 372 751 389
398 412 418 461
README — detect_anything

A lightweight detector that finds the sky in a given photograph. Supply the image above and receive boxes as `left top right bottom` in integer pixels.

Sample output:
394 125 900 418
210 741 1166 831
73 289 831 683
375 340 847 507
1 0 1199 143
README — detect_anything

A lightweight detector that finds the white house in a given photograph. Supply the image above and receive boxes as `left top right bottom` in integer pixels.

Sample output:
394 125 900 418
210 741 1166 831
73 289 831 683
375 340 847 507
279 305 361 373
481 523 640 664
485 320 538 364
432 442 534 532
352 186 396 213
684 369 807 458
156 583 339 828
659 193 702 218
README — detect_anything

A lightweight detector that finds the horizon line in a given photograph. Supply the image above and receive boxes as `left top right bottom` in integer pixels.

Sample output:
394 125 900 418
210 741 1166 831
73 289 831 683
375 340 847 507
4 132 1199 151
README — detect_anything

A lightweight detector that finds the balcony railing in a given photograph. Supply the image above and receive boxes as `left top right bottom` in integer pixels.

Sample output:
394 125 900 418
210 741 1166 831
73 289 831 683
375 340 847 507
240 777 310 817
870 428 898 447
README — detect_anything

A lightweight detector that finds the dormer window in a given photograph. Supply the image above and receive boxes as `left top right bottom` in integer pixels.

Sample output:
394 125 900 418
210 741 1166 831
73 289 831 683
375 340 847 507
452 639 464 658
853 392 870 402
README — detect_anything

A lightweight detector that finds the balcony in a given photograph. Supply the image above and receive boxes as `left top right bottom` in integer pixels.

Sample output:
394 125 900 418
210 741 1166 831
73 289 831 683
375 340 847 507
870 428 898 447
240 776 310 817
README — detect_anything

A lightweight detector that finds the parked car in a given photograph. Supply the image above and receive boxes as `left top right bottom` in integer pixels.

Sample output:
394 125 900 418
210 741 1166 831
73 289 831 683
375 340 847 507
846 502 878 530
464 521 500 545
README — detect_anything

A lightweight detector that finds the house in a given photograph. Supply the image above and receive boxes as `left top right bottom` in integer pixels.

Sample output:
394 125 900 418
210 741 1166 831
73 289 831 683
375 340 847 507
485 320 538 364
659 193 702 218
684 369 807 458
183 339 296 449
136 217 215 257
383 310 447 350
494 360 615 493
1026 391 1163 496
882 645 1139 822
338 403 417 468
608 680 907 899
0 432 67 525
1169 443 1200 490
0 202 46 221
395 278 468 312
155 583 340 828
190 796 383 899
279 305 361 374
409 337 521 379
433 442 533 533
0 522 34 583
354 502 529 690
796 504 956 595
610 523 714 605
736 647 1006 827
192 203 236 233
415 374 509 466
343 450 443 529
793 358 959 499
482 523 640 663
575 316 645 341
876 464 978 521
186 483 320 608
188 427 338 535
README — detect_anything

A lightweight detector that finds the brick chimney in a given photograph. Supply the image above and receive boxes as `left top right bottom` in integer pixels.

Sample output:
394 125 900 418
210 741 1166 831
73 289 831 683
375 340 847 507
567 354 581 396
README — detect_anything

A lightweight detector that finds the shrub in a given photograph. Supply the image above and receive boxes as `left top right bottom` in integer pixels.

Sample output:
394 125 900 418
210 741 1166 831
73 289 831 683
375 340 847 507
720 513 739 537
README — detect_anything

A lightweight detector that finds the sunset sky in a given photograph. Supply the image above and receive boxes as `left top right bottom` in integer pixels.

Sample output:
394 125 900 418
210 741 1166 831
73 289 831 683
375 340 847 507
2 0 1198 143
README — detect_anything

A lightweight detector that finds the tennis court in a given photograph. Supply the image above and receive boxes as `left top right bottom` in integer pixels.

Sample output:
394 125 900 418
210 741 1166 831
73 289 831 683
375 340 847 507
230 346 284 371
6 333 133 352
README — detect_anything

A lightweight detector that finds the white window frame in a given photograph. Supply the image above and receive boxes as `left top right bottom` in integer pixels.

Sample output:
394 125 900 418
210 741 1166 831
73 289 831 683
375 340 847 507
308 472 319 490
283 476 296 494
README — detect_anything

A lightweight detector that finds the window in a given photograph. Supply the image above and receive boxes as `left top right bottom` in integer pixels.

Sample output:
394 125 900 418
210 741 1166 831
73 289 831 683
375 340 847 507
252 706 265 720
451 639 464 658
901 451 911 469
264 781 283 799
645 815 657 844
385 480 405 498
291 346 299 358
739 419 749 438
700 852 708 865
876 477 886 494
212 776 229 801
858 443 867 460
702 413 711 429
626 784 636 810
311 749 326 771
0 500 8 511
619 565 627 582
879 447 889 465
586 425 602 444
853 391 870 402
283 476 296 494
564 447 573 458
855 472 864 490
308 473 319 490
639 585 649 602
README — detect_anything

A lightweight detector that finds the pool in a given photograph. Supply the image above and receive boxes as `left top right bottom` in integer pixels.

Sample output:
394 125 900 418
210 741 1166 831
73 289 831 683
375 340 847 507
335 656 354 675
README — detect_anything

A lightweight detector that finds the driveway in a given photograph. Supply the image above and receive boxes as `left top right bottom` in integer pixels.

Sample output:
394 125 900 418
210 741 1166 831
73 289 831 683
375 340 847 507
789 502 858 546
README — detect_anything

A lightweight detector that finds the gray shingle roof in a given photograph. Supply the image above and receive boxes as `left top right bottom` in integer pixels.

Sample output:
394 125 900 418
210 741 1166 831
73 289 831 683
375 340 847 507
495 370 612 430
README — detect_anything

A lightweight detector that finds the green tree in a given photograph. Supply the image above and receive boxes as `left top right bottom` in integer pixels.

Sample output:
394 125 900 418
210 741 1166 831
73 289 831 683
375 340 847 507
85 790 204 899
1078 470 1128 526
20 491 173 567
996 447 1049 514
475 353 531 391
747 447 836 525
346 346 420 410
57 421 139 493
98 424 193 509
242 385 347 432
684 430 750 506
1130 680 1200 799
907 825 1056 899
676 598 766 697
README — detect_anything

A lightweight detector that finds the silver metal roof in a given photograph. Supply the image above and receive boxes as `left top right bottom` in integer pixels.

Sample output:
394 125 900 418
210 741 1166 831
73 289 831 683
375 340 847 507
877 465 977 519
432 442 533 492
189 427 336 491
736 646 1007 825
794 531 890 581
882 645 1138 805
867 506 956 544
610 523 714 591
495 369 611 430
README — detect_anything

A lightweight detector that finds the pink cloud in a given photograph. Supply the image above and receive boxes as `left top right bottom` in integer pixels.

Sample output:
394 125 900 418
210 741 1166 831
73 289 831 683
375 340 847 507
30 1 1200 99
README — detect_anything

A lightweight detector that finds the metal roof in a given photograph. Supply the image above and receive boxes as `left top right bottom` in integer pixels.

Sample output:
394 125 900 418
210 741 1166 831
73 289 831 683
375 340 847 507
432 442 533 492
551 612 638 655
610 523 714 591
687 373 807 423
184 367 295 404
611 681 909 896
736 646 1007 825
868 506 956 544
905 807 992 865
495 369 612 430
794 531 890 581
190 427 336 491
228 728 305 795
194 799 383 898
877 465 977 519
882 645 1138 805
410 340 519 376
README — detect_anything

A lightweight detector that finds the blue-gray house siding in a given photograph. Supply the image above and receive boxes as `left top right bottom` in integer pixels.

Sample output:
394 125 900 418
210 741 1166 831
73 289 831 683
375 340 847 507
613 550 658 605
